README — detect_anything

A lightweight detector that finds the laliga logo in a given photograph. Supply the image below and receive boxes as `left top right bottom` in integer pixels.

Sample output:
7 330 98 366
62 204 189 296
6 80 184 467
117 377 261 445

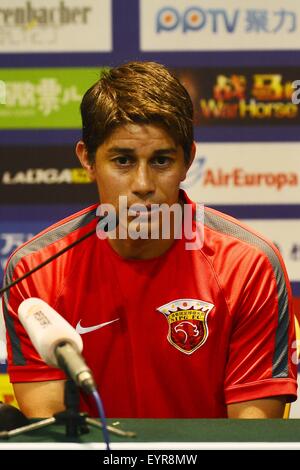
156 7 239 33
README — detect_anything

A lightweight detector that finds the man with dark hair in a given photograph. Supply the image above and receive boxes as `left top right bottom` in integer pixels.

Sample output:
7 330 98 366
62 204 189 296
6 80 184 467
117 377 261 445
80 61 194 164
3 62 297 419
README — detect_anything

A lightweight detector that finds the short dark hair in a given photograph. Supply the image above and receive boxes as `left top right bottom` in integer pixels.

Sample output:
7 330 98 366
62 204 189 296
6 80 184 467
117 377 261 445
80 61 194 164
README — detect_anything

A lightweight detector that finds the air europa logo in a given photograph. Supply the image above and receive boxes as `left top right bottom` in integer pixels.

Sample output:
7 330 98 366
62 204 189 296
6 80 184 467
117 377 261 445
203 168 298 191
2 168 91 184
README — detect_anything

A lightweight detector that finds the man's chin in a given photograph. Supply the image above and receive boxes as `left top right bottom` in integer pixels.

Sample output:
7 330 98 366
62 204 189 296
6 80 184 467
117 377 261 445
117 218 162 240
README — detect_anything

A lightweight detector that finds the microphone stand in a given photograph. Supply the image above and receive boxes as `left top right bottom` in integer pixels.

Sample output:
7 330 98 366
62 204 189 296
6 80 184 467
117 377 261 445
0 379 135 441
53 379 89 438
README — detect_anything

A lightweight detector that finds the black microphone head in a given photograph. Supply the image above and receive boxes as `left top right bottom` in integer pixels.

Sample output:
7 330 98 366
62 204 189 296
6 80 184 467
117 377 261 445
0 402 29 431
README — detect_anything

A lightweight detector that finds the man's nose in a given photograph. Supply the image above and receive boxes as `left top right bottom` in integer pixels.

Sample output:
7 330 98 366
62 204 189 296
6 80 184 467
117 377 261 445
131 164 155 198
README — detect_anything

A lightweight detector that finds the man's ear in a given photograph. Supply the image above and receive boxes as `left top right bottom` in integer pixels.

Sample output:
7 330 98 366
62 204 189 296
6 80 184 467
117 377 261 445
180 141 196 182
75 141 96 181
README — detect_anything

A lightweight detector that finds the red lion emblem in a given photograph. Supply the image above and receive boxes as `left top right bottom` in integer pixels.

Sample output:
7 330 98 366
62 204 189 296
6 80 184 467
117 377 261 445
157 299 214 355
171 320 204 352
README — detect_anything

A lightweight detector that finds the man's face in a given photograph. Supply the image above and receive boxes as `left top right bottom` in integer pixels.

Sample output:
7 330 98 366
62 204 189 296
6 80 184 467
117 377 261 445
77 123 195 237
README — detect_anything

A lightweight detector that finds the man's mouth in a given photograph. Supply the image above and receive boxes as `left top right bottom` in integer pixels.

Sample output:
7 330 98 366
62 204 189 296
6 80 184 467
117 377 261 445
128 203 160 214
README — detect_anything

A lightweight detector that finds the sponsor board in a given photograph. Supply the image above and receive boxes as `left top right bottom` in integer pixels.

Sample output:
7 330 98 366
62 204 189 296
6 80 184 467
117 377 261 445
0 80 6 104
294 296 300 324
0 220 45 287
0 302 7 366
0 208 84 287
0 0 112 53
242 220 300 283
0 373 18 408
171 67 300 126
0 232 35 281
292 80 300 104
0 146 98 203
0 67 106 128
141 0 300 51
0 302 8 377
182 143 300 205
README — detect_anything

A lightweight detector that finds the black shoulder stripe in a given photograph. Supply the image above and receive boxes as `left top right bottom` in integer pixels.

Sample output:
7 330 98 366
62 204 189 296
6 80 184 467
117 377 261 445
204 208 289 378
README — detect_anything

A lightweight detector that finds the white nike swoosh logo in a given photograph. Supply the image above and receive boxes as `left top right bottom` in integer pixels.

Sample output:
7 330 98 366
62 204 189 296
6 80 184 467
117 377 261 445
76 318 120 335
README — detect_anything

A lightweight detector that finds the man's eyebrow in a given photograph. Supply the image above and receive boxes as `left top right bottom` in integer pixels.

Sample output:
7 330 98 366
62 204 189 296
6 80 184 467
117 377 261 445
152 148 177 155
107 147 135 154
107 146 178 155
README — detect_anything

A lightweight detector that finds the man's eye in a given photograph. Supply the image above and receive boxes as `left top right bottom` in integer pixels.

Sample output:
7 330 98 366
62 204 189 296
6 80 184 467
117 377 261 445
153 156 171 166
114 156 132 165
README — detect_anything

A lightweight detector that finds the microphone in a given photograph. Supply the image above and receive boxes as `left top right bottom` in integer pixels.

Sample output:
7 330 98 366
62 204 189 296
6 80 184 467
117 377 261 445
18 298 97 394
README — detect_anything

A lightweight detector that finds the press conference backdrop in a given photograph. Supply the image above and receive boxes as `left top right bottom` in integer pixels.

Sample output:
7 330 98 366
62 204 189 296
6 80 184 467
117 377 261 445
0 0 299 416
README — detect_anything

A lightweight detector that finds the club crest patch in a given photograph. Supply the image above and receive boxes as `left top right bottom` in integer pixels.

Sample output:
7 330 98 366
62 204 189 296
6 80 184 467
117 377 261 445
157 298 214 355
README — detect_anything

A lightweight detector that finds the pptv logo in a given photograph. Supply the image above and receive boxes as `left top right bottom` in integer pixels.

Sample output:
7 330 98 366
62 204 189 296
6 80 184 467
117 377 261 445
156 7 238 33
292 80 300 104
